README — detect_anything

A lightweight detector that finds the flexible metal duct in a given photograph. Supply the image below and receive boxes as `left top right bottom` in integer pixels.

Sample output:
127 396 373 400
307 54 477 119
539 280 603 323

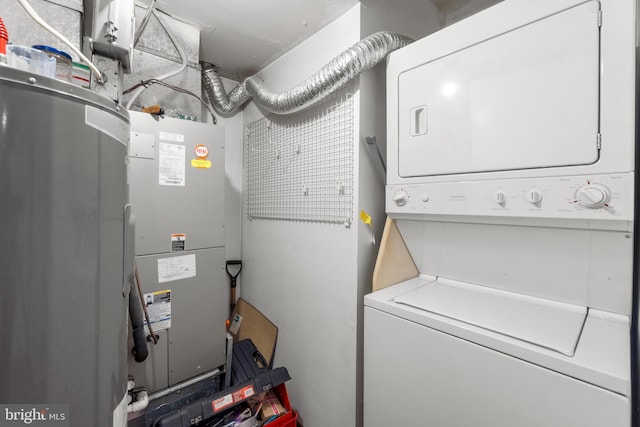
202 31 412 115
201 63 251 115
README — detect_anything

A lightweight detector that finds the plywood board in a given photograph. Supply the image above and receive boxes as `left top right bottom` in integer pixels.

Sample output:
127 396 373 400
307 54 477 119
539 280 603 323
372 217 419 292
229 298 278 367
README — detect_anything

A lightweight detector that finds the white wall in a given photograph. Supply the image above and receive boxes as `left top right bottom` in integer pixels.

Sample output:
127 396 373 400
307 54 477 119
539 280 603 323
241 5 362 427
439 0 504 26
239 3 444 425
357 2 441 425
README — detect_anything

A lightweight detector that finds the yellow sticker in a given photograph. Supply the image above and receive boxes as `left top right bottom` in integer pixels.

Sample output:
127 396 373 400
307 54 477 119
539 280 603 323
360 210 375 245
191 159 212 169
360 210 372 225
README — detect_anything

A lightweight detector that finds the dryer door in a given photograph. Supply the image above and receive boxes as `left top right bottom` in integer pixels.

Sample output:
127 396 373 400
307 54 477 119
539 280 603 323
398 1 601 177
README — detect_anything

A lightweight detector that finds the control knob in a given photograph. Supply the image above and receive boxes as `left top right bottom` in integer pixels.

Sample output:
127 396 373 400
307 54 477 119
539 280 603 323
494 190 508 206
576 184 611 209
393 190 409 206
526 189 543 204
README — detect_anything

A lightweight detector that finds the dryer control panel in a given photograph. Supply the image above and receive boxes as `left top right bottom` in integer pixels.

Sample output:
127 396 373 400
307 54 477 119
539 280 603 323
387 173 634 225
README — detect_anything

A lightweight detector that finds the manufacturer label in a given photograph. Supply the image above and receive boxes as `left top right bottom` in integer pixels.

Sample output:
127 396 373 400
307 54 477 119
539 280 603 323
143 289 172 332
159 143 186 186
157 254 196 284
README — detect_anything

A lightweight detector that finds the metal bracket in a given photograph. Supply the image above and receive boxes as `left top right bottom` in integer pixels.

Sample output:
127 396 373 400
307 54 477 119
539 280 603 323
105 20 118 43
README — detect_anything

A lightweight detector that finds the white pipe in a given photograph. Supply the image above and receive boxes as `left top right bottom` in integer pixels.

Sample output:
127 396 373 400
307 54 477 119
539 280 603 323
15 0 104 82
125 9 187 110
148 369 220 402
134 0 158 48
127 390 149 413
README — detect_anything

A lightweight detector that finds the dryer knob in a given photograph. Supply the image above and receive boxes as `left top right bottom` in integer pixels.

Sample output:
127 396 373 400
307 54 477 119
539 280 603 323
577 185 610 209
393 190 409 206
526 189 543 204
494 190 508 206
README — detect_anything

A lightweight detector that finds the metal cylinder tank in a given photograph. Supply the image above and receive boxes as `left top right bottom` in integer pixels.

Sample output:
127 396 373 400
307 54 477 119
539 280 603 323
0 65 131 427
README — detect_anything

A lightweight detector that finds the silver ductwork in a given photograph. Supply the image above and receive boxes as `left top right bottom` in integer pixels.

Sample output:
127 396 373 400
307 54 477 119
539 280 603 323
201 65 252 115
202 31 413 115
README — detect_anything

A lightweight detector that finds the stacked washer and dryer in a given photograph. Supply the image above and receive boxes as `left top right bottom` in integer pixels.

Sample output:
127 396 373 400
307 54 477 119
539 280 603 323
364 0 638 426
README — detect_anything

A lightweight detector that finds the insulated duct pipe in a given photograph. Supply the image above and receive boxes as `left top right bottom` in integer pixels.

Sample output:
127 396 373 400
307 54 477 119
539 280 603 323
202 31 413 115
129 279 149 363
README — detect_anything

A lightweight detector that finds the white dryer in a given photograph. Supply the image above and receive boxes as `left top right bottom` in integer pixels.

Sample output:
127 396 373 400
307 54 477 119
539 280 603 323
364 0 637 426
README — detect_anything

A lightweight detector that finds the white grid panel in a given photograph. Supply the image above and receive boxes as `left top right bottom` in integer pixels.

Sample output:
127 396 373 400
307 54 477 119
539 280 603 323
246 88 355 225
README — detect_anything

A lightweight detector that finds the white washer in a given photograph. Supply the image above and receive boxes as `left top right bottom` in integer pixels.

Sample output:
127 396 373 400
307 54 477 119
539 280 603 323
364 276 630 427
364 0 637 425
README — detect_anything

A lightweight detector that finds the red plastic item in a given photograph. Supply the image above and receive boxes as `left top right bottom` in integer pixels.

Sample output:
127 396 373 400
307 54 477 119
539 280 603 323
266 384 298 427
0 16 7 54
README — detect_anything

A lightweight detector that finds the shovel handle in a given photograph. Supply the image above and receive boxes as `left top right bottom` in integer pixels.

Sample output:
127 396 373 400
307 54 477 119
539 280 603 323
230 287 237 313
226 260 242 316
226 260 242 279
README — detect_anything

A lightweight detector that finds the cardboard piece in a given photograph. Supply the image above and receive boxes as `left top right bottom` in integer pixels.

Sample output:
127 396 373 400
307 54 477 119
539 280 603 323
259 392 287 420
228 298 278 367
372 216 419 292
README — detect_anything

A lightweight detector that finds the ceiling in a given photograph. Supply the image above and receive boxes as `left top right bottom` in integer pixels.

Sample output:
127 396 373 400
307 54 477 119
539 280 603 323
155 0 361 80
151 0 498 80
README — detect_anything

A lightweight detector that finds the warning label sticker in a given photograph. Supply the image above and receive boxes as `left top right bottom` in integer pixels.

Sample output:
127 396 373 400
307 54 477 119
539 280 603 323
191 158 212 169
171 233 186 252
143 289 172 332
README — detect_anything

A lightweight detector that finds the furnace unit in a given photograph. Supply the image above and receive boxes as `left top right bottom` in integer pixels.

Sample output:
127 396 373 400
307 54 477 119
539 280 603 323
127 111 227 392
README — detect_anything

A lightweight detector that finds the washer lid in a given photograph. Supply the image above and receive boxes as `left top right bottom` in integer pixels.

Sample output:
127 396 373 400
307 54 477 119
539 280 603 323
394 278 587 356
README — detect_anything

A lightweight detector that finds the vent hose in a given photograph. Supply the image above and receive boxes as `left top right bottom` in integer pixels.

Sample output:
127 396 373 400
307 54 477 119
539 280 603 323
129 278 149 363
202 31 412 115
201 65 251 115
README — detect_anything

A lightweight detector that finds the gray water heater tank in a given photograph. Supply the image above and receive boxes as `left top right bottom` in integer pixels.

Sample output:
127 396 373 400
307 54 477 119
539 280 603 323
0 66 132 427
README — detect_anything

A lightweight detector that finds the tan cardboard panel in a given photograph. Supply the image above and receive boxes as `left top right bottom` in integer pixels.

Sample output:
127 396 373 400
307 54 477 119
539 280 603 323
372 217 419 292
230 298 278 367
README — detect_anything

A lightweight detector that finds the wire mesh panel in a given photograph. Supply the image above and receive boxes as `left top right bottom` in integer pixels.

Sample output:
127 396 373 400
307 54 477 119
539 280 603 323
246 88 355 225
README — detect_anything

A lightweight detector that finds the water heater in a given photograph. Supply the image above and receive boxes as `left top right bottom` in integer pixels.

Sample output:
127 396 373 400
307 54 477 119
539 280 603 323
0 65 131 427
